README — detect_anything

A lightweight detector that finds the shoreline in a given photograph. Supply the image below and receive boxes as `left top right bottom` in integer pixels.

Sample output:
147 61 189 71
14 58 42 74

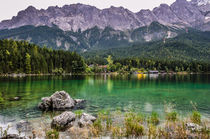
0 109 209 139
0 72 210 77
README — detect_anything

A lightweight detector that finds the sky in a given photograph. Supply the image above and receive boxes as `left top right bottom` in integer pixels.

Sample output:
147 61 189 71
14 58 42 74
0 0 177 21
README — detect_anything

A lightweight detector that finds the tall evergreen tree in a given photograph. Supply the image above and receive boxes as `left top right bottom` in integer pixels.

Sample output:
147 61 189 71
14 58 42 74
25 53 31 74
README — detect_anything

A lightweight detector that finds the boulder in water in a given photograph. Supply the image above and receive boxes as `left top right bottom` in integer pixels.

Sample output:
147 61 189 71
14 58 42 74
78 113 96 127
51 91 75 110
38 91 85 111
51 111 76 131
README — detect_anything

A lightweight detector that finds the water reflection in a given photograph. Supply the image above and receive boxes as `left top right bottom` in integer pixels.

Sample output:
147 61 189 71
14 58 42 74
136 74 147 80
148 74 159 79
0 74 209 119
107 79 113 92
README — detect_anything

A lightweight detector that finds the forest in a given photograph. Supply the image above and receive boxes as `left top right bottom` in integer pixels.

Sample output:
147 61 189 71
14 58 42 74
0 39 86 74
87 56 210 73
83 30 210 63
0 39 210 74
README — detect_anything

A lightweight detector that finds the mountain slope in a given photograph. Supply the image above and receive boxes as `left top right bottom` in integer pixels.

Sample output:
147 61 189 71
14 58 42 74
83 30 210 62
0 22 183 52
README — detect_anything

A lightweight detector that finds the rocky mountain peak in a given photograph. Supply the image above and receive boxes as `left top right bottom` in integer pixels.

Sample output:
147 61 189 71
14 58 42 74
153 3 181 24
136 9 157 25
191 0 210 6
175 0 189 4
159 4 170 8
24 6 37 13
171 0 205 26
0 1 209 31
17 5 38 16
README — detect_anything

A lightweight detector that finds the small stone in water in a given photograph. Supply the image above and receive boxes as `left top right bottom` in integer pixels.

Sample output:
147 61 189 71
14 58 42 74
16 120 32 132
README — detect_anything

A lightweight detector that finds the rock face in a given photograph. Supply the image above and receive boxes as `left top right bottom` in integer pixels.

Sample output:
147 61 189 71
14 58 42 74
78 113 97 127
171 0 205 26
51 111 76 130
191 0 210 6
38 91 85 111
0 0 210 31
136 10 158 25
153 4 181 24
191 0 210 31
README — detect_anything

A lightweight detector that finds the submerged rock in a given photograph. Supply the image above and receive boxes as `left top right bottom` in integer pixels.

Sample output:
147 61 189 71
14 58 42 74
8 96 21 101
74 99 86 104
13 96 21 101
78 113 96 127
38 91 85 111
16 120 32 132
74 99 86 109
51 111 76 131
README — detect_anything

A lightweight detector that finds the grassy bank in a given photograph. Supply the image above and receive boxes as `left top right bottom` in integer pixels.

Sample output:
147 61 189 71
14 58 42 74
1 109 209 138
68 110 210 138
38 110 210 139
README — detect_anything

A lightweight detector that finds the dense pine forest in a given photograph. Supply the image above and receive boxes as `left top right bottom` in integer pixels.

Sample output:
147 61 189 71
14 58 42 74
0 39 86 74
0 39 210 74
86 56 210 73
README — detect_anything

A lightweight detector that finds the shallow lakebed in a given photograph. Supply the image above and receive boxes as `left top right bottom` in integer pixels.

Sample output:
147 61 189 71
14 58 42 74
0 74 210 136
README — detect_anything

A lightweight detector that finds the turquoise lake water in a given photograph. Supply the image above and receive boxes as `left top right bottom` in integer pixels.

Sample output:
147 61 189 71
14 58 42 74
0 74 210 120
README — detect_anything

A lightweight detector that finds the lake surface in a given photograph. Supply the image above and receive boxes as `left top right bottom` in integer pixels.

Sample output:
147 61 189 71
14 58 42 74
0 74 210 121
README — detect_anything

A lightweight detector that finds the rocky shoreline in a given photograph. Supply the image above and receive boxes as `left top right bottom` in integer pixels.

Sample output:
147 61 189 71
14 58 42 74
1 91 210 139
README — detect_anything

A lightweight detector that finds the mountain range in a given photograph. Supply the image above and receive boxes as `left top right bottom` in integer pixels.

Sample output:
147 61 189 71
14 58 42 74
0 22 186 52
83 30 210 62
0 0 210 62
0 0 210 31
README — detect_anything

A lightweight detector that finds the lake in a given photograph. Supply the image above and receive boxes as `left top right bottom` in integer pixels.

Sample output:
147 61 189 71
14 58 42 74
0 74 210 122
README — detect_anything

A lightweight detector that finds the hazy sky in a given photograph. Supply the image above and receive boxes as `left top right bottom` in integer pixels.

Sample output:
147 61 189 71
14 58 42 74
0 0 177 21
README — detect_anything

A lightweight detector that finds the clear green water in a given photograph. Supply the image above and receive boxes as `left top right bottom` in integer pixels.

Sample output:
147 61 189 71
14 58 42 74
0 74 210 120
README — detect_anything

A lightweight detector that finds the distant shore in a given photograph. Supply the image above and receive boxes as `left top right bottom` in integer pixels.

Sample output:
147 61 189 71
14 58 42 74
0 72 209 78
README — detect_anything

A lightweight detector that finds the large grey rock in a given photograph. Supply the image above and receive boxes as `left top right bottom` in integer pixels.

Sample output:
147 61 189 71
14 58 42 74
38 91 85 111
51 111 76 131
51 91 75 109
78 113 96 127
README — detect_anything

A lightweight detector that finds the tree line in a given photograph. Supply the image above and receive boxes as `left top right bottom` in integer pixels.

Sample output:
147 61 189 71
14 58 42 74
87 56 210 73
0 39 209 74
114 58 210 73
0 39 86 74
